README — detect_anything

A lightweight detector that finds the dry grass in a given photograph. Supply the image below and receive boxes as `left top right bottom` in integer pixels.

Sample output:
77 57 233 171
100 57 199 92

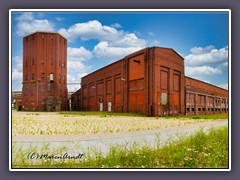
11 111 220 136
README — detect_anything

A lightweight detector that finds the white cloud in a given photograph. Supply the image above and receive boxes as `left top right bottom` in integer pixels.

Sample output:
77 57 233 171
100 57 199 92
218 61 228 69
58 20 121 42
219 83 228 90
185 66 222 76
12 56 23 91
56 17 64 21
93 42 144 61
148 32 155 36
67 46 92 91
67 47 92 61
16 12 54 36
111 23 122 28
12 68 22 91
58 20 146 61
110 33 146 48
185 45 228 66
16 12 34 21
148 40 160 46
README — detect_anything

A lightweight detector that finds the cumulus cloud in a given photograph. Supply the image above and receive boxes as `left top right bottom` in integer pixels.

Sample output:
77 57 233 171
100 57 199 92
185 66 222 76
218 61 228 69
12 68 22 91
58 20 121 42
16 12 54 36
219 83 228 90
111 23 122 28
58 20 146 61
185 45 228 66
148 32 155 36
12 56 23 90
67 46 92 91
67 47 92 61
56 17 64 21
93 42 144 61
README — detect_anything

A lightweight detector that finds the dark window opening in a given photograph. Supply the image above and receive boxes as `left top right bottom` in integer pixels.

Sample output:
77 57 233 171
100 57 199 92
202 108 205 111
41 73 44 78
191 108 195 112
32 73 35 80
208 108 210 111
187 108 190 112
198 108 201 111
32 59 34 65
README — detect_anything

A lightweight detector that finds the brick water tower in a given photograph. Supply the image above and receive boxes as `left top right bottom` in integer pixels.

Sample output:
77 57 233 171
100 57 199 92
22 31 68 111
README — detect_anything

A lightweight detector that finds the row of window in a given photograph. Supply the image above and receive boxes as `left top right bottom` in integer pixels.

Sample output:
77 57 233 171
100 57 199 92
187 107 229 112
26 58 65 67
26 34 66 45
25 73 66 84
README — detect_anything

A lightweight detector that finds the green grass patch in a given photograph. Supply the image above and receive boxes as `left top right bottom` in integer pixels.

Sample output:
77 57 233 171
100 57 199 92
12 126 228 169
163 114 228 120
58 111 145 117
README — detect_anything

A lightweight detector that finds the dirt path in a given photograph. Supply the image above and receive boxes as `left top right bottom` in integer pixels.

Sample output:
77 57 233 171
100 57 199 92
13 119 228 142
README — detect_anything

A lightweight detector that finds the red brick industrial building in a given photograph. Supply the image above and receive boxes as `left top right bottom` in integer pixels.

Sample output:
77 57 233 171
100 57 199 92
71 47 228 116
22 31 68 111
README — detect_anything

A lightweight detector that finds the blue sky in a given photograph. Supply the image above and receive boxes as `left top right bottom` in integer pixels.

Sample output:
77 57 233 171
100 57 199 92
11 10 229 91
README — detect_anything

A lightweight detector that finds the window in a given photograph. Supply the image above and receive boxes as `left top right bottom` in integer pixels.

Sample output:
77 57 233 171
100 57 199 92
41 59 44 64
191 108 195 112
32 59 34 65
25 75 28 81
198 108 201 111
59 74 61 84
41 73 44 78
187 108 190 112
32 73 35 80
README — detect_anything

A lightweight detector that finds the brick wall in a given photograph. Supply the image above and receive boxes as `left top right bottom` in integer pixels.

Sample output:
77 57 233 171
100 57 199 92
185 77 228 115
22 32 68 111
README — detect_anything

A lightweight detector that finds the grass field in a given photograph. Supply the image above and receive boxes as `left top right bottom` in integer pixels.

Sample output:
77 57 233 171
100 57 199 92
12 111 228 136
12 126 229 168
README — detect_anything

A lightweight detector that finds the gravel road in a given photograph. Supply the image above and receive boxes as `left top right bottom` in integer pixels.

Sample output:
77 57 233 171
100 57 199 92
12 119 228 156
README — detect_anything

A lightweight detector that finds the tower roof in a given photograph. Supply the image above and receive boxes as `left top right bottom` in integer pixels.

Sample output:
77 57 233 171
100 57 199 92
23 31 67 40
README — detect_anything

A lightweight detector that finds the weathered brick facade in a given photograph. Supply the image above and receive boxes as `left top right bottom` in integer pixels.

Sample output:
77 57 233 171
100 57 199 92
72 47 228 116
185 77 228 115
77 47 186 116
22 32 68 111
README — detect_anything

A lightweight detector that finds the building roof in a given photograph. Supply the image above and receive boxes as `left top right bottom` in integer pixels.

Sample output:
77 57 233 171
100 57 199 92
185 76 228 92
82 46 184 79
23 31 67 40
